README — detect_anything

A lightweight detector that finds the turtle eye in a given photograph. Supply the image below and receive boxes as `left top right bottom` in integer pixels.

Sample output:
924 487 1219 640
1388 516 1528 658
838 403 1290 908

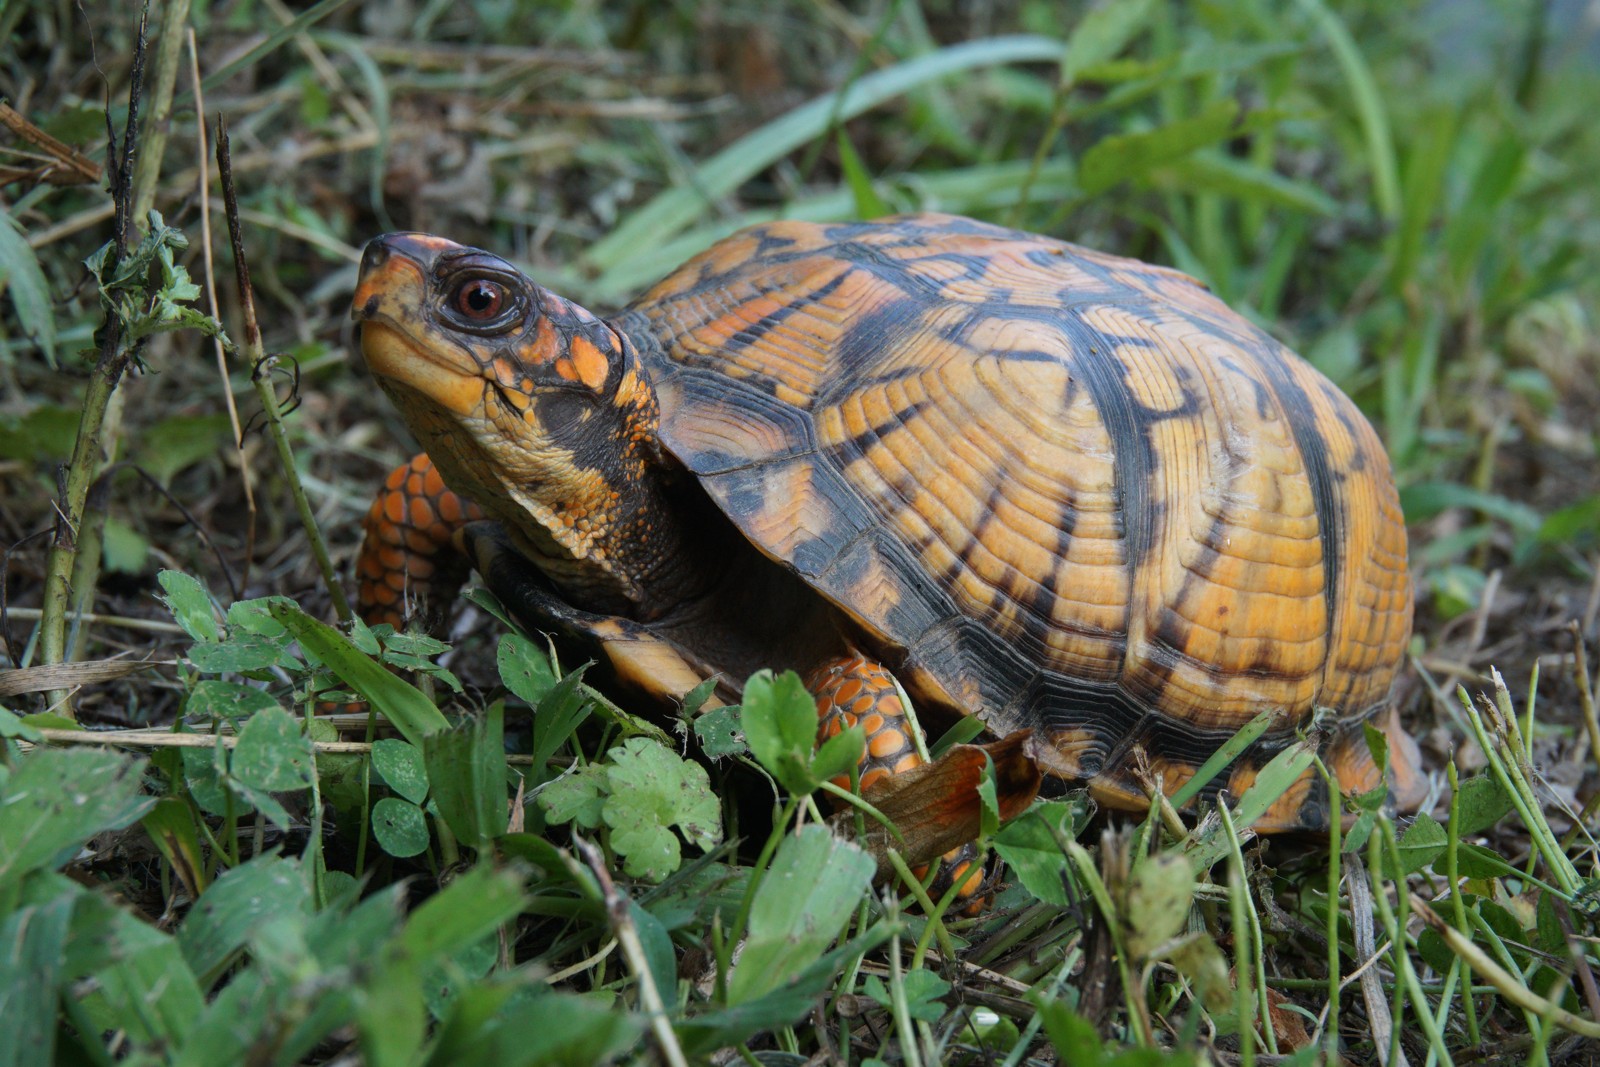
452 278 506 320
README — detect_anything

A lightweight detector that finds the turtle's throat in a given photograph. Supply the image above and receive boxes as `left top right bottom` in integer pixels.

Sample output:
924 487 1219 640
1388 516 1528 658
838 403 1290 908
474 364 717 623
489 459 713 623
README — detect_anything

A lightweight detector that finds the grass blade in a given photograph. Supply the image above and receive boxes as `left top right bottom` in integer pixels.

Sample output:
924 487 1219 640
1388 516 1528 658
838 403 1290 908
585 35 1067 277
1295 0 1400 220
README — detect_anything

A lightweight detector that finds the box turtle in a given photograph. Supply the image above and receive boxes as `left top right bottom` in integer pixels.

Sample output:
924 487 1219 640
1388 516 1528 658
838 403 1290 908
350 212 1422 836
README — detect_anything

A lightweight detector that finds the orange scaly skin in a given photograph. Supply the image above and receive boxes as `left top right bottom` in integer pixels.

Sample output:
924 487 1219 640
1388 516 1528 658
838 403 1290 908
811 655 989 909
356 454 483 630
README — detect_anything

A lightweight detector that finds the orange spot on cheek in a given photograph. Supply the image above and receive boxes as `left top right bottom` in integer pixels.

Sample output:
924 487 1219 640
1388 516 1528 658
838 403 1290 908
568 336 609 390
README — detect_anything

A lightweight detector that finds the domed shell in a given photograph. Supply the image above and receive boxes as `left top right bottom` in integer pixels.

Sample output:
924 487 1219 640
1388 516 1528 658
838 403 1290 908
614 213 1412 820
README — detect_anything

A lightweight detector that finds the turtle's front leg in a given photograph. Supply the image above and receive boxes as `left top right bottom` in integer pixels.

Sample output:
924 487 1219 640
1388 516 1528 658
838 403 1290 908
356 454 483 630
807 654 992 911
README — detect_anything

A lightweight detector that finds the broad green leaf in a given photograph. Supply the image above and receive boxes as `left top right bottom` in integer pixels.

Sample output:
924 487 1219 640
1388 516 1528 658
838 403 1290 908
101 515 149 574
184 680 281 721
187 634 290 673
678 926 893 1056
1124 853 1194 960
372 797 430 858
178 854 313 981
268 600 449 743
424 704 507 849
230 782 294 830
1391 813 1448 877
0 894 75 1067
158 569 221 642
1455 773 1515 835
629 901 678 1010
679 676 720 716
729 824 874 1004
359 950 426 1067
422 936 498 1020
226 597 291 638
694 704 746 758
602 737 722 881
539 764 609 829
431 985 643 1067
180 737 234 816
993 800 1084 906
741 669 821 794
810 722 866 789
0 406 78 464
0 704 42 742
373 738 429 804
1034 997 1107 1064
529 668 595 782
0 202 56 362
863 969 950 1023
231 705 315 794
399 865 526 965
61 887 205 1048
138 414 233 484
497 632 557 704
0 747 152 888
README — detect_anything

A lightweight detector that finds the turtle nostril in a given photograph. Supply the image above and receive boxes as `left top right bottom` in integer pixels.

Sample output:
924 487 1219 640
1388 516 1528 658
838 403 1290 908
360 239 392 277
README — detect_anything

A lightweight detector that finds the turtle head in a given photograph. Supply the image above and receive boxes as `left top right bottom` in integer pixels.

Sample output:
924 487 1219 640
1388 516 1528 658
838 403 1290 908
352 233 663 610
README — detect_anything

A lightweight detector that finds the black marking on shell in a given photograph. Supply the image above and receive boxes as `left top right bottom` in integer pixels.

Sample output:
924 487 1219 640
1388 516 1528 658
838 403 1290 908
828 294 924 383
723 270 850 357
828 398 934 465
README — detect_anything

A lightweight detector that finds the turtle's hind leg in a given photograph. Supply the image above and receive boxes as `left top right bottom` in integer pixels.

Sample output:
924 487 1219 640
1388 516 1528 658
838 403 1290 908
808 654 991 912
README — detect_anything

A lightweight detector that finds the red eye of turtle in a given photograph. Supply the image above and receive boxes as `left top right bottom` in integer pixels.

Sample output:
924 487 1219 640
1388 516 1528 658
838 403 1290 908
453 279 506 320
